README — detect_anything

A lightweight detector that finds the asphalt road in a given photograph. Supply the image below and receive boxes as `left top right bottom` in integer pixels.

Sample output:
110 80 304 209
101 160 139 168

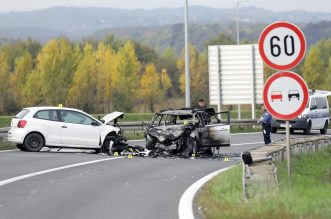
0 130 328 219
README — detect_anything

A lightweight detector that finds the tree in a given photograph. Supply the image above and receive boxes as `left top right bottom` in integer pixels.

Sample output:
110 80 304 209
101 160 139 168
95 42 115 112
302 42 326 90
177 45 209 106
112 41 141 111
0 53 13 114
139 64 161 112
36 37 77 106
67 43 97 112
11 51 33 108
21 70 44 106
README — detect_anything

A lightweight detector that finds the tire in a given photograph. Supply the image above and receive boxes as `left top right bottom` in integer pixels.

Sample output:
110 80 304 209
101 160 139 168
290 129 294 134
16 144 27 151
101 134 116 155
303 121 311 135
24 133 44 152
320 121 328 135
271 127 277 133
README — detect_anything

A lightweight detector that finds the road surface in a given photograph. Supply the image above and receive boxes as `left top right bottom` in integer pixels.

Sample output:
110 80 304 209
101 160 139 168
0 130 327 219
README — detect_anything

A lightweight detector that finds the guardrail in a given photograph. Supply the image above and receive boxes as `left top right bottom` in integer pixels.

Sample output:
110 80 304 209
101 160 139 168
243 136 331 200
0 119 259 134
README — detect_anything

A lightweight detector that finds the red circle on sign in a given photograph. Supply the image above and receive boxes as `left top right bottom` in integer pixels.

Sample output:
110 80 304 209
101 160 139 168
263 72 309 120
259 21 306 70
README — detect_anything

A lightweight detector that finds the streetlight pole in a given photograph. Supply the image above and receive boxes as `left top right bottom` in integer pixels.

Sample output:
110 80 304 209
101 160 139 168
236 0 247 119
184 0 191 107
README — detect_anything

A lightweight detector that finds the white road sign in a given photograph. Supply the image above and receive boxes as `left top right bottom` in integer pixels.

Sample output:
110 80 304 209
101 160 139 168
263 71 309 120
259 21 306 70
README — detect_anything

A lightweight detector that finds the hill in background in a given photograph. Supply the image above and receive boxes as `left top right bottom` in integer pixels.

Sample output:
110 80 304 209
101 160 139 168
0 6 331 52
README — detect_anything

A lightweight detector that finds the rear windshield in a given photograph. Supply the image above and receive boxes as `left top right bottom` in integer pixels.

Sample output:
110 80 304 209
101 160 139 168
14 109 30 119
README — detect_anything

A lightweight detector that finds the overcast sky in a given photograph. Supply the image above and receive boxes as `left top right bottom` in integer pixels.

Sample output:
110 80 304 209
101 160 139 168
0 0 330 13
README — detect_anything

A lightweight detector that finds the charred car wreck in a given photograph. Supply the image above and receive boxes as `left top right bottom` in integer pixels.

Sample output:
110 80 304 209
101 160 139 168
145 108 230 158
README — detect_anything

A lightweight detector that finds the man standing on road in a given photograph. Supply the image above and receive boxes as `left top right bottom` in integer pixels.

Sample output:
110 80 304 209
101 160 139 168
259 105 272 145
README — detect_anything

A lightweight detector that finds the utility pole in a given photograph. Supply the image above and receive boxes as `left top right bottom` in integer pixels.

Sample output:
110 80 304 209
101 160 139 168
236 0 247 119
184 0 191 107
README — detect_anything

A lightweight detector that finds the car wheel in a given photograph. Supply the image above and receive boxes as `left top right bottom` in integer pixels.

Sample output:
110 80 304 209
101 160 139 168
303 121 311 135
24 133 44 152
101 134 116 155
290 129 294 134
16 144 27 151
320 121 328 135
271 127 277 133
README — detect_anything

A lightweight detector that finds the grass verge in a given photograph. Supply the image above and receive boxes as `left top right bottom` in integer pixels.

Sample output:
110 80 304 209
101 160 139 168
0 140 16 150
197 146 331 219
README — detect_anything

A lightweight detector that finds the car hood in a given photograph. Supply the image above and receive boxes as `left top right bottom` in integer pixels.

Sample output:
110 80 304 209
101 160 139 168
101 111 124 124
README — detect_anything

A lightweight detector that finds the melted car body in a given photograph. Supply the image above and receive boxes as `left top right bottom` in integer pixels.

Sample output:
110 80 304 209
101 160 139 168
145 108 230 157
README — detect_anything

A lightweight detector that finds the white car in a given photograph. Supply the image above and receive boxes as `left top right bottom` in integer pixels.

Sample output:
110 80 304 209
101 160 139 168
8 107 124 152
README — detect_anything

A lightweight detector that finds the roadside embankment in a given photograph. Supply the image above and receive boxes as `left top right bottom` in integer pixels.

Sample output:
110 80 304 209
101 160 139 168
196 137 331 219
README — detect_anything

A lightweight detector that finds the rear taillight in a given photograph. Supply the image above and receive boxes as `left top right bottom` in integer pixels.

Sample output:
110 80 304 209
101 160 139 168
17 120 27 128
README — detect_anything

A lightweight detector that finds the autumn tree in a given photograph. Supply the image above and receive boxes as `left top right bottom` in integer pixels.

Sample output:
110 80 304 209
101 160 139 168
67 43 97 112
11 51 33 108
177 46 209 106
139 64 172 111
36 37 77 105
95 42 116 112
112 41 141 111
0 53 13 114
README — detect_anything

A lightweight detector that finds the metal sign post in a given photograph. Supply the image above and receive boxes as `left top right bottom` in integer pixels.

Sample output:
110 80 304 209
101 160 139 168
259 21 307 182
263 72 308 183
285 120 291 181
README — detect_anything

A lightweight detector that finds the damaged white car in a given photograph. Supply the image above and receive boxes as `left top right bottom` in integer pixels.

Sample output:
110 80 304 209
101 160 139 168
8 106 126 153
144 108 231 158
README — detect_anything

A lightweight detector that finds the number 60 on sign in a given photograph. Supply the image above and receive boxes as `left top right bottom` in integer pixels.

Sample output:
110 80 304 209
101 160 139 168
259 21 306 71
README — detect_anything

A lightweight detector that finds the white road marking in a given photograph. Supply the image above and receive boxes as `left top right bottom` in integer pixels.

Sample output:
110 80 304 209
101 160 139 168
178 166 235 219
0 149 19 153
232 141 264 146
231 132 261 136
0 157 124 187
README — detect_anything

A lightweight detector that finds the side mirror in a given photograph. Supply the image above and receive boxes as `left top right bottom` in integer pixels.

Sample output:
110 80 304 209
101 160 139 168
91 121 100 126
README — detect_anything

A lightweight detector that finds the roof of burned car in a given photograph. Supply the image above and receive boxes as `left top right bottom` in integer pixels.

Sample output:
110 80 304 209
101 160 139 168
156 107 215 115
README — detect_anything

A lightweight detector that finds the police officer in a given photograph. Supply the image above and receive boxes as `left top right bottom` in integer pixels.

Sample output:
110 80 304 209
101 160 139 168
259 105 272 145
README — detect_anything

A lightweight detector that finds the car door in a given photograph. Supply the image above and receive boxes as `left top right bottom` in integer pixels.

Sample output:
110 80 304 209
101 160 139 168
198 113 230 147
315 97 328 129
33 109 62 146
309 97 319 129
59 110 100 148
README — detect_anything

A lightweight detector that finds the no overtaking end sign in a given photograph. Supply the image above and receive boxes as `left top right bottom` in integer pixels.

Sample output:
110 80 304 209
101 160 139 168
259 21 306 70
263 71 309 121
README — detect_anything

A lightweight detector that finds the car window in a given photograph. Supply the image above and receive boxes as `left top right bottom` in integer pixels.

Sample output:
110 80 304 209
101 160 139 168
14 109 30 119
316 97 327 109
165 115 177 125
310 98 316 109
60 110 93 125
34 110 59 121
152 114 162 126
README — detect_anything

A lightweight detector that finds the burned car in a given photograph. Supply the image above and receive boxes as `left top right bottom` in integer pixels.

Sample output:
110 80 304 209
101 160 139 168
144 108 230 158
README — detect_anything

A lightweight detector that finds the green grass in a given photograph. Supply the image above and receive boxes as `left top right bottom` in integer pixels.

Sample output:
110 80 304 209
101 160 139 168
197 146 331 219
0 140 16 150
0 116 11 128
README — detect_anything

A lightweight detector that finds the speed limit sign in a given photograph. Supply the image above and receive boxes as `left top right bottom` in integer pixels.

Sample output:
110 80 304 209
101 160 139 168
259 21 306 70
